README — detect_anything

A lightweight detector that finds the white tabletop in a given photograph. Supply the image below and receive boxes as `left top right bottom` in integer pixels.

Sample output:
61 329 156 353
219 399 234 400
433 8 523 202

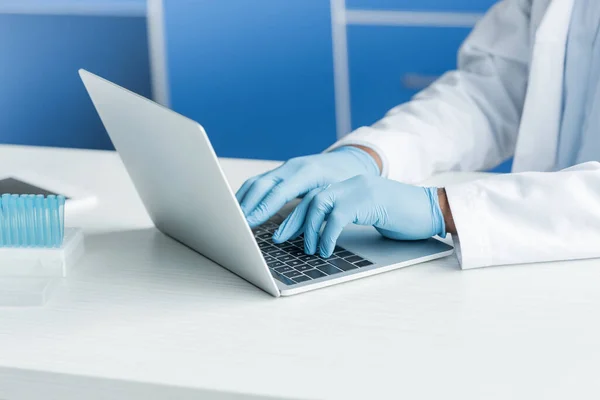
0 145 598 400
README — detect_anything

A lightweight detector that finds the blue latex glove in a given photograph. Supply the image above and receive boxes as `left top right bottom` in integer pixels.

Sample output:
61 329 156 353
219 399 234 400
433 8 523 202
272 175 446 258
236 147 380 227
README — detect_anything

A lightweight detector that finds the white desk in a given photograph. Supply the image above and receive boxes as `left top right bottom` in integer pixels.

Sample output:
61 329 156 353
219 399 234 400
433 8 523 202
0 145 599 400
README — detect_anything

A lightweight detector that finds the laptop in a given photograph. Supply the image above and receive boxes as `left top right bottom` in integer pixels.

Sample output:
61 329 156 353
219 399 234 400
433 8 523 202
80 69 454 297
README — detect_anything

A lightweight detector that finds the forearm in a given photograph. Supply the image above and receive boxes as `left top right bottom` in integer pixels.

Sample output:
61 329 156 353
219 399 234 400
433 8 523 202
327 1 530 183
444 162 600 269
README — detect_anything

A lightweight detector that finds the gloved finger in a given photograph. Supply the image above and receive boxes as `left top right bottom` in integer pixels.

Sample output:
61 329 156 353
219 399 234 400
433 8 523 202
303 188 336 255
246 175 315 228
238 173 280 217
273 188 322 243
318 208 353 258
235 173 263 203
287 224 306 241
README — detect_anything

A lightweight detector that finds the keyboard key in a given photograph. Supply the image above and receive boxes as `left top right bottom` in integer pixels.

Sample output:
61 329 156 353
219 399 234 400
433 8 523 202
286 259 304 267
256 232 272 240
263 256 275 263
262 245 277 252
283 270 303 278
268 250 286 257
355 260 373 268
298 254 319 262
344 255 363 263
268 261 284 268
292 275 311 283
274 265 293 273
290 249 306 258
317 264 343 275
280 244 298 252
333 246 344 253
304 269 327 279
263 223 278 232
294 264 313 272
328 258 357 271
271 271 296 285
334 250 353 258
258 241 271 249
307 259 328 267
277 255 295 262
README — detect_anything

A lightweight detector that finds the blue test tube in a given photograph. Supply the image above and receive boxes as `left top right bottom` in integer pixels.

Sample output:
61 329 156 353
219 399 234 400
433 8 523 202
25 195 35 247
16 195 27 247
47 195 59 248
21 194 35 247
10 195 19 247
58 195 66 245
43 196 52 248
34 195 44 247
0 197 4 247
2 194 11 247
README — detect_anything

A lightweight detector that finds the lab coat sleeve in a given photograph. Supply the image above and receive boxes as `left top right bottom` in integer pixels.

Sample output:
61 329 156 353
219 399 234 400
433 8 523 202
327 0 532 183
445 162 600 268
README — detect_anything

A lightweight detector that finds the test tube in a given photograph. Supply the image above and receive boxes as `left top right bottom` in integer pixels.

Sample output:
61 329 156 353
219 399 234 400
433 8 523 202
25 195 35 247
58 195 66 245
47 195 59 248
10 195 19 247
34 195 44 247
43 196 52 248
0 198 4 247
2 194 11 247
16 196 26 246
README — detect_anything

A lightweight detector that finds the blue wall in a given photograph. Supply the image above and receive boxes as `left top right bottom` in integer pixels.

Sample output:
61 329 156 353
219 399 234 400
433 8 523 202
0 13 151 150
162 0 511 171
165 0 337 161
345 0 496 11
0 0 512 172
348 24 471 129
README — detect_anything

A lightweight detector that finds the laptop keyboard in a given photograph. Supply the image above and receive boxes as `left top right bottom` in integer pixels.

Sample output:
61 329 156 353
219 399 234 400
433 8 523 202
253 222 374 286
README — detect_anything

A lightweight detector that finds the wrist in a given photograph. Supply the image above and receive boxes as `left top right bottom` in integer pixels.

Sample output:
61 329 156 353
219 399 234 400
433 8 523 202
424 187 446 238
437 188 456 235
333 145 381 176
347 145 383 174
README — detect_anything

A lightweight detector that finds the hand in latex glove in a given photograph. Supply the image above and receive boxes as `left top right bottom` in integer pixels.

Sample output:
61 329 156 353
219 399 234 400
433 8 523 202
236 147 379 227
272 175 446 258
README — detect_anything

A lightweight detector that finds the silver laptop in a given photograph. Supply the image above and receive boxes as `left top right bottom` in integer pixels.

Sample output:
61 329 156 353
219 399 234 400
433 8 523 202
80 69 453 297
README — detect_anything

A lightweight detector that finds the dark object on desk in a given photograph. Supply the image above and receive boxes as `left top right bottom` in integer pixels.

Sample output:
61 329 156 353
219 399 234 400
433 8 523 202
0 178 68 198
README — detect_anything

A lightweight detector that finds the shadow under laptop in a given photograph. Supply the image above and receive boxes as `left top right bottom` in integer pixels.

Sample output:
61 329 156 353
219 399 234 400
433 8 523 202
71 227 274 305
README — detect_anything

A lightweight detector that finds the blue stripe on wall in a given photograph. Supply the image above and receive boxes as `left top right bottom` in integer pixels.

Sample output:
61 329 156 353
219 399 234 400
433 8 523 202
0 14 151 150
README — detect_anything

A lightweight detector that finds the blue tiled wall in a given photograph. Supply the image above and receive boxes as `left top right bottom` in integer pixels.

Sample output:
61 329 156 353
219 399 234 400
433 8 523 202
347 24 472 129
0 13 151 150
345 0 497 12
162 0 510 172
164 0 337 161
1 1 512 173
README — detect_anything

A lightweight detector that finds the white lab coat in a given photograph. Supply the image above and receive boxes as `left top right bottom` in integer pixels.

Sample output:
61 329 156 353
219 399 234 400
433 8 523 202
330 0 600 269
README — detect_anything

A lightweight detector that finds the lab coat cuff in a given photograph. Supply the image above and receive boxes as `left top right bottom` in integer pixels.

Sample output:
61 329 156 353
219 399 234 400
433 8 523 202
444 183 493 269
325 128 390 178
